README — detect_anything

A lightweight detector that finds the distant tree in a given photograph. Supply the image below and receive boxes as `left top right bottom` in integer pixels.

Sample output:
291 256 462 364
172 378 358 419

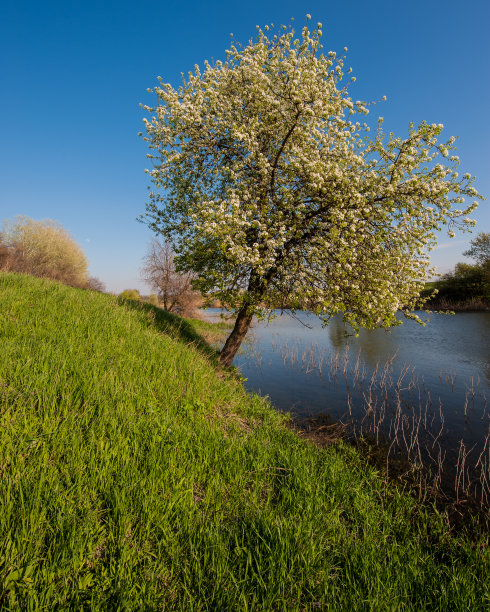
141 238 199 314
426 234 490 304
147 293 160 307
440 263 487 298
0 216 88 287
119 289 141 300
142 19 482 366
463 232 490 266
86 276 106 292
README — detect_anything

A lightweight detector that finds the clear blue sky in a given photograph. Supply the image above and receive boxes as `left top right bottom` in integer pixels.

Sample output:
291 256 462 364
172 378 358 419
1 0 488 293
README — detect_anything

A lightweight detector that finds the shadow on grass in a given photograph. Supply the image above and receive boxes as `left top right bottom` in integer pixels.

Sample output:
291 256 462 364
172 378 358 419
118 298 222 363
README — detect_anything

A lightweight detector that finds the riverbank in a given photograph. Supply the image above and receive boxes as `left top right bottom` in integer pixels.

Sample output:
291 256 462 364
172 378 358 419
0 272 488 609
292 413 489 534
199 307 490 513
424 298 489 312
194 307 489 528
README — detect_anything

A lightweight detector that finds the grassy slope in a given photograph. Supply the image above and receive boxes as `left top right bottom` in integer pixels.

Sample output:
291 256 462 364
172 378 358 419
0 272 487 610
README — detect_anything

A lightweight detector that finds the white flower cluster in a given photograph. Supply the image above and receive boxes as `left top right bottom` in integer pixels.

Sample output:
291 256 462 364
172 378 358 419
141 21 483 330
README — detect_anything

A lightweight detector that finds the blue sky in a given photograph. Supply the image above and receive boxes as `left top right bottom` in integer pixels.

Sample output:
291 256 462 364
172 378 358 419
1 0 488 293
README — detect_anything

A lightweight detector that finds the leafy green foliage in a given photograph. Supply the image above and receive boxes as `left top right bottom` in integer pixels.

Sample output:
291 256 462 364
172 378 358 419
438 263 489 300
118 288 141 300
422 233 490 305
463 232 490 266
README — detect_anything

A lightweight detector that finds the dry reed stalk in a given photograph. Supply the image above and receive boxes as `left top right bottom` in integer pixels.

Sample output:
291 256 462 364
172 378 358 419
273 339 490 511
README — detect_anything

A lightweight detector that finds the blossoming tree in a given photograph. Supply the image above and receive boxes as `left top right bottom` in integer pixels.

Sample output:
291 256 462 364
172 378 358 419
141 18 482 367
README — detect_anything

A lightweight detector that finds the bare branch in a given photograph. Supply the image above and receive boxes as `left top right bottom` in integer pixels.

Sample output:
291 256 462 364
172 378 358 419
141 238 201 315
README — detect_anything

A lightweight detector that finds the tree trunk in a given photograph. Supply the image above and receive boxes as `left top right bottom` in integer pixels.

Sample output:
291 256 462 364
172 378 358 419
219 305 254 367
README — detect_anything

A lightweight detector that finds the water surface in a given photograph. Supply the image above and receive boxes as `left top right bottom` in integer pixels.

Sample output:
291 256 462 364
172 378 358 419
203 309 489 451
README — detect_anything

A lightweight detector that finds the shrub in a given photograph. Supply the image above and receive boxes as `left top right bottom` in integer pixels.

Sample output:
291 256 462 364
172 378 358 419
86 276 106 292
119 289 141 301
147 293 160 307
0 216 88 287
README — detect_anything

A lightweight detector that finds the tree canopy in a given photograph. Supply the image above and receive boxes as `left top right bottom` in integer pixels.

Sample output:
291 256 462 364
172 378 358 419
141 18 483 366
0 216 89 288
429 233 490 306
119 289 141 301
463 232 489 266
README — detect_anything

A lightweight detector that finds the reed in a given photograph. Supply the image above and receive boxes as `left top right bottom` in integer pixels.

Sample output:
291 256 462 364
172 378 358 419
273 337 490 513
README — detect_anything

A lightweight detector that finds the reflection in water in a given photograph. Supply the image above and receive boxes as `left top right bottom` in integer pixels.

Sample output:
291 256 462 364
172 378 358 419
327 316 346 352
327 316 398 368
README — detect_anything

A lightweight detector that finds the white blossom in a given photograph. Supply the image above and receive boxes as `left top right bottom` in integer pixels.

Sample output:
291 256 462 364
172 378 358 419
142 20 482 340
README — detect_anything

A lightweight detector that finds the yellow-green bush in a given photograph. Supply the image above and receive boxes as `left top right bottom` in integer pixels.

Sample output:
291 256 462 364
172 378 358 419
0 215 88 287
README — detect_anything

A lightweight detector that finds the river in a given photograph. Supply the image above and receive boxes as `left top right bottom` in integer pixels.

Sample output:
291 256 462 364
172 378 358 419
202 308 490 501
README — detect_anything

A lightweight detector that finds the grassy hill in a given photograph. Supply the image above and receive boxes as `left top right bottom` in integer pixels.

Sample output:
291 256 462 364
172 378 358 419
0 272 487 610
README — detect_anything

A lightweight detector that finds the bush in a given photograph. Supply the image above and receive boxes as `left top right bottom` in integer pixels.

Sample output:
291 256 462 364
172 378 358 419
422 233 490 307
437 263 489 301
0 216 88 287
86 276 106 292
147 293 160 307
119 289 141 301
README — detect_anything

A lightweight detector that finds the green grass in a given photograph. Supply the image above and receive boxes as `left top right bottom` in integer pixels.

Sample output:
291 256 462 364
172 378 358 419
0 272 488 610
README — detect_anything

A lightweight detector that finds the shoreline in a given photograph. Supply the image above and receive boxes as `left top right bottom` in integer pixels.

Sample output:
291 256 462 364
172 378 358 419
187 314 490 530
291 413 489 534
423 299 489 312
